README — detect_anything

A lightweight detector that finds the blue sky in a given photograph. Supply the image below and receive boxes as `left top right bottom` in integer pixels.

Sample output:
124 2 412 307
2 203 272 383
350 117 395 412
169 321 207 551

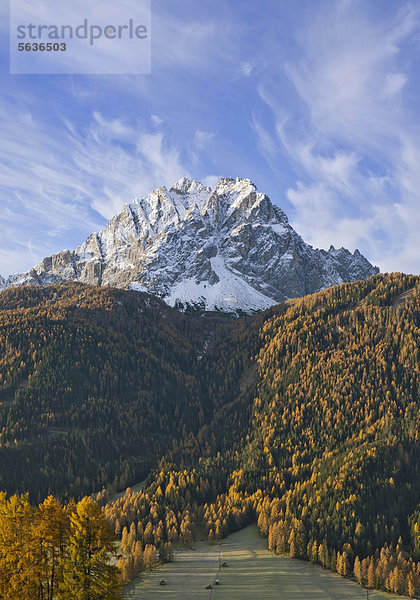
0 0 419 276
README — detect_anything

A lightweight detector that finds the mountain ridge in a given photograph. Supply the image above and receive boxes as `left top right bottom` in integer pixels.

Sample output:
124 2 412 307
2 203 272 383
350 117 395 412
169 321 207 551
0 177 379 312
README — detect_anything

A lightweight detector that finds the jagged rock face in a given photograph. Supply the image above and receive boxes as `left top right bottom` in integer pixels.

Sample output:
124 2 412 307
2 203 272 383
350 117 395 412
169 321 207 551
1 177 379 312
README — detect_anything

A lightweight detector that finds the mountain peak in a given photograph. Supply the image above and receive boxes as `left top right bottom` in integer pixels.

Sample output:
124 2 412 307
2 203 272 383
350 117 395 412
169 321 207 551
171 177 205 194
213 176 257 196
0 177 379 312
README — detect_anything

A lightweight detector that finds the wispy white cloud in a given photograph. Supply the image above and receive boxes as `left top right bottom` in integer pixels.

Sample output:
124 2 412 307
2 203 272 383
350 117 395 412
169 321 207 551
151 6 241 73
69 113 190 218
239 61 255 77
254 1 420 273
251 113 277 160
151 114 164 126
283 2 418 149
193 130 215 150
0 103 191 274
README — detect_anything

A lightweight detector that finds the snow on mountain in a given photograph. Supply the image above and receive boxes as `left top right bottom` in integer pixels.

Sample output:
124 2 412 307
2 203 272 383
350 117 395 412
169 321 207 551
0 177 379 312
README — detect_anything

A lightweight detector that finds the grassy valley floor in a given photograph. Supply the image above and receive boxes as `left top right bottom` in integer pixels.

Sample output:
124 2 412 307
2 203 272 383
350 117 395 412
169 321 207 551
124 540 220 600
124 525 408 600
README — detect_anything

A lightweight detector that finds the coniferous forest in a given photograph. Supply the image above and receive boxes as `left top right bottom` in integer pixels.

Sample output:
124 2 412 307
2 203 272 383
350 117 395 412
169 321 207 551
0 273 419 598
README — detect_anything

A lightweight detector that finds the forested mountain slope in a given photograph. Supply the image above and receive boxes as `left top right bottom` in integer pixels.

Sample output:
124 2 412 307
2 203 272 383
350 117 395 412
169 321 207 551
0 274 419 595
102 272 420 596
0 283 235 500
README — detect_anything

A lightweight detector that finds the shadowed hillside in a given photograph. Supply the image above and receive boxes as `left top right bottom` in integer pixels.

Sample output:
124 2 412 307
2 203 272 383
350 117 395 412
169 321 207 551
0 283 235 500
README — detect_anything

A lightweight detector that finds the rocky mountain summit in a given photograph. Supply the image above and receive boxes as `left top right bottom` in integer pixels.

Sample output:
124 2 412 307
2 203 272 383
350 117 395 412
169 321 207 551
1 177 379 312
